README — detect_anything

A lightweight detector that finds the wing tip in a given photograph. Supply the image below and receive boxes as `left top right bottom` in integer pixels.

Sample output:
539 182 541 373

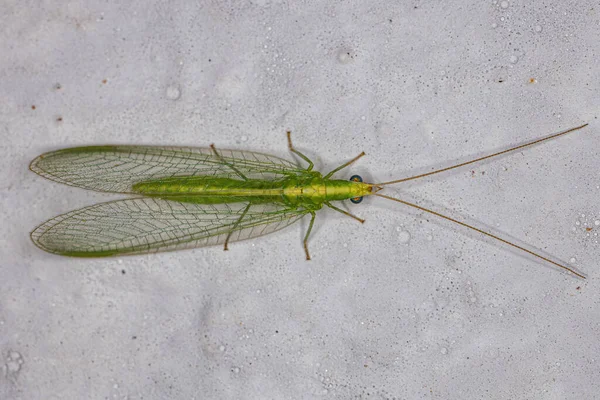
29 153 44 175
30 225 124 258
30 217 83 257
30 220 66 256
29 205 149 258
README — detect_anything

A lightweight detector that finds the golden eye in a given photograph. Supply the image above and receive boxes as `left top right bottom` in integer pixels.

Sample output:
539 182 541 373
351 196 363 204
350 174 363 182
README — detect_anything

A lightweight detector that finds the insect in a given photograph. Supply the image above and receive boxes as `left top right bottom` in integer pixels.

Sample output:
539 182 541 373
30 124 588 278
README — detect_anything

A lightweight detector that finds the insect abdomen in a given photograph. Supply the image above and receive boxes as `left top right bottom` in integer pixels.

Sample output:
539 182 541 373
132 176 285 204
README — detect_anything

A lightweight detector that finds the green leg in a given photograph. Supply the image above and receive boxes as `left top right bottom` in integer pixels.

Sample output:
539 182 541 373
303 211 317 260
325 202 365 223
223 203 251 250
210 144 248 180
287 131 314 171
324 151 365 179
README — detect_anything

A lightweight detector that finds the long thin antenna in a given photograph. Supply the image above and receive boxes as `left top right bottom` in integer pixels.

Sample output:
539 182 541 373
374 193 586 279
376 123 589 185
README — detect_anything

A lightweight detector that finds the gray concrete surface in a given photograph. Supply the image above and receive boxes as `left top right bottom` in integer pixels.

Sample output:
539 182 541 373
1 1 599 399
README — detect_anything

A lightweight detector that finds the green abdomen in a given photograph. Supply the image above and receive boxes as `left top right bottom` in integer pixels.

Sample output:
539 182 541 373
132 177 285 204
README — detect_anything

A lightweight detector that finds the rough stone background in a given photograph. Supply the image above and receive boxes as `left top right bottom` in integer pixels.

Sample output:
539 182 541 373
1 1 599 399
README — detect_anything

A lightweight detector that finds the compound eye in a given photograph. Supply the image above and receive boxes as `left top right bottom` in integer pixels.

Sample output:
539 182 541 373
349 175 364 203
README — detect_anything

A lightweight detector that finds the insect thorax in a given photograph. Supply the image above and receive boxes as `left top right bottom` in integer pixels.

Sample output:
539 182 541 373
281 176 372 206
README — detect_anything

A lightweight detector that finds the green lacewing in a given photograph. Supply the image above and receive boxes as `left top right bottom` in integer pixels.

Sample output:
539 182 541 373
30 124 589 278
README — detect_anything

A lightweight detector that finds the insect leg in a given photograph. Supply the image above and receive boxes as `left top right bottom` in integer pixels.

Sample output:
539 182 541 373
223 203 251 251
303 211 317 260
210 144 248 180
324 152 366 179
287 131 314 171
325 201 365 223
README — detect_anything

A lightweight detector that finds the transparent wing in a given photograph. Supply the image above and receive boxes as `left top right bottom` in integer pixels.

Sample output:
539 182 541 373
30 145 307 193
31 199 308 257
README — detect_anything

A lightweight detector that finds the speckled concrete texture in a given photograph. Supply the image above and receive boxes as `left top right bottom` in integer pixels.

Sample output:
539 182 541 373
1 1 599 399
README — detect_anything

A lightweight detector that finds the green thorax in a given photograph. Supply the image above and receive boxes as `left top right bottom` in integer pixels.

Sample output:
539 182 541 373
131 173 372 206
